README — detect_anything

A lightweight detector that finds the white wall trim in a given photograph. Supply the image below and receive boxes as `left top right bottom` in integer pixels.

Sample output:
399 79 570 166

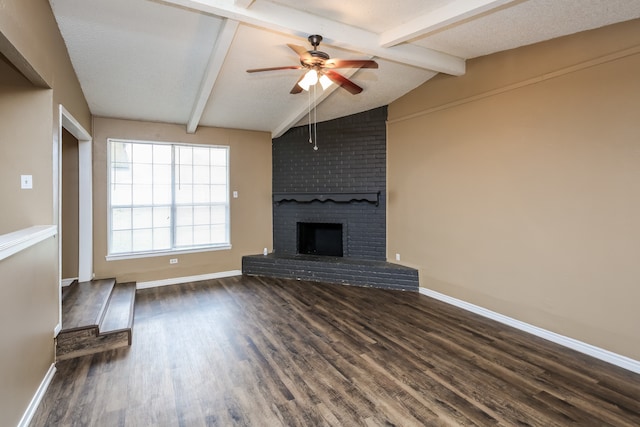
76 134 93 282
136 270 242 290
61 278 76 287
17 363 56 427
419 287 640 374
59 105 93 283
0 225 57 262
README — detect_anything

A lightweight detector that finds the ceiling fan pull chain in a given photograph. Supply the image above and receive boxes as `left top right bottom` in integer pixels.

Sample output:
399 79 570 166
313 84 318 151
308 87 313 144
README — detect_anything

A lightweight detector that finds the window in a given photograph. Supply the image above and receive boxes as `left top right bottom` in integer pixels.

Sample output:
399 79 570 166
107 139 229 259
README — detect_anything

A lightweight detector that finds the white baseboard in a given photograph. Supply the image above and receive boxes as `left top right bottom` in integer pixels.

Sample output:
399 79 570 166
54 322 61 337
136 270 242 290
17 363 56 427
419 287 640 375
61 278 77 287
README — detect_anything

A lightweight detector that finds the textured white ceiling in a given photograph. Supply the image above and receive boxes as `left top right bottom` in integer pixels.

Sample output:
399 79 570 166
415 0 640 58
51 0 224 124
270 0 454 33
49 0 640 136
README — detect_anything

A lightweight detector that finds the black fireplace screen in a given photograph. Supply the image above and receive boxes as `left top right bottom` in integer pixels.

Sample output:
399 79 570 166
297 222 343 257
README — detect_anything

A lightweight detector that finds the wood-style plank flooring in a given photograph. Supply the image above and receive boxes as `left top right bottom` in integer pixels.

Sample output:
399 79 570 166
31 275 640 426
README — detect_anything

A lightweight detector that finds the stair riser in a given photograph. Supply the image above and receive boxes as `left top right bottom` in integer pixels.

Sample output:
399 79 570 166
56 330 131 361
58 279 136 361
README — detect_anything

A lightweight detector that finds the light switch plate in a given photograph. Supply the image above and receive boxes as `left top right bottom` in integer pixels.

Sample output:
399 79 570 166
21 175 33 189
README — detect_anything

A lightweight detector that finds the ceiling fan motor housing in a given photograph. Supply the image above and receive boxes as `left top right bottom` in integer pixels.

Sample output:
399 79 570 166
302 35 330 67
302 50 330 67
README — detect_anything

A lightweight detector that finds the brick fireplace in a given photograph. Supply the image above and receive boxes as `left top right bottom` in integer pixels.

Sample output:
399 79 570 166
242 106 418 291
271 106 387 260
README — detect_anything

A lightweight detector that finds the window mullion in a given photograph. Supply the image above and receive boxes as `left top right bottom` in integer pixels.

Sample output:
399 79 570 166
129 152 134 253
191 147 195 245
171 144 177 250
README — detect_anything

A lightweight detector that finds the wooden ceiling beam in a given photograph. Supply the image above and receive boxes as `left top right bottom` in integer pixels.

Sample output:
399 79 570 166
233 0 254 9
157 0 465 76
187 19 239 134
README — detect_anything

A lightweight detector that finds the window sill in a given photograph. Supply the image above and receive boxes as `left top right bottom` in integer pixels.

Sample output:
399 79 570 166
106 244 231 261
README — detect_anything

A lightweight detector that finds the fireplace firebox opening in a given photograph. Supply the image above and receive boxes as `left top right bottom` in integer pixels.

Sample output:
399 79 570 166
297 222 343 257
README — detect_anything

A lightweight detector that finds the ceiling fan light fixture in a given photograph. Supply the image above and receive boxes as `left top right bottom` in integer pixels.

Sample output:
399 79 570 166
298 69 318 91
298 80 311 91
319 73 332 90
249 34 377 96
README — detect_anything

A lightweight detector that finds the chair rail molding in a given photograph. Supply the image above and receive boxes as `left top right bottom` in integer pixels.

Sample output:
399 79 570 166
0 225 57 262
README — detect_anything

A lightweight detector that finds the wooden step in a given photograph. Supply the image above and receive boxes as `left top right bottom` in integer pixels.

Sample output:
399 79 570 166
61 278 116 332
100 282 136 336
56 279 136 361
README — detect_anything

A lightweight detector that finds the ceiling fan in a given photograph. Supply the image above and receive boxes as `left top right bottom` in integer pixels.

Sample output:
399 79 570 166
246 35 378 95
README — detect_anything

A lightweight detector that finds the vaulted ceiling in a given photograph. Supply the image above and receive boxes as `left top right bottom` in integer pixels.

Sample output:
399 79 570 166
49 0 640 137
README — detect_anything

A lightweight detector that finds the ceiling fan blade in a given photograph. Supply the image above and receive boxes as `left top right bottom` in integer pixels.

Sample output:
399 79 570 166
290 74 305 94
324 59 378 69
287 44 312 61
246 65 302 73
324 70 363 95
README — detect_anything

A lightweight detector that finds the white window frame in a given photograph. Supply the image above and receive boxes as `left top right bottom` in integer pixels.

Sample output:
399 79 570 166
106 138 231 261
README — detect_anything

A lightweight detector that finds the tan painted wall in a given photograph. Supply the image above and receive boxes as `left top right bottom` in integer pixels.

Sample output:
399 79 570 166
387 20 640 361
0 1 91 424
0 238 58 426
0 83 53 233
0 74 58 427
62 128 80 279
92 117 273 283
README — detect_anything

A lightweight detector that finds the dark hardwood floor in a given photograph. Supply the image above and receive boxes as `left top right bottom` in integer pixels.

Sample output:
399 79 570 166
31 275 640 426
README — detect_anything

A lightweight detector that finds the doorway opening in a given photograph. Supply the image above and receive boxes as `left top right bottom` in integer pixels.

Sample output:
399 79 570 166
56 105 92 332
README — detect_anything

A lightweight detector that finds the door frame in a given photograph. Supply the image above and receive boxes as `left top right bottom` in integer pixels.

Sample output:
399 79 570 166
56 105 92 330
